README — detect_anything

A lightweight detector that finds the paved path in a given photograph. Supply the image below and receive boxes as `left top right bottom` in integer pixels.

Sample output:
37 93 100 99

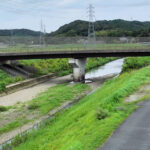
99 99 150 150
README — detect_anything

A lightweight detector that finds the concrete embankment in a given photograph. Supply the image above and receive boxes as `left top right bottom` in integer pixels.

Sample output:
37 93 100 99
0 74 72 106
0 73 55 96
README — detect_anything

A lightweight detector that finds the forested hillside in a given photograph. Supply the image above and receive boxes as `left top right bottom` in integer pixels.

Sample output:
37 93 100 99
1 19 150 37
49 19 150 37
0 29 40 36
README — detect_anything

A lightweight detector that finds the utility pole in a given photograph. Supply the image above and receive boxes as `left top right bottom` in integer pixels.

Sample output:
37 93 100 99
87 4 96 44
10 29 14 46
39 19 45 46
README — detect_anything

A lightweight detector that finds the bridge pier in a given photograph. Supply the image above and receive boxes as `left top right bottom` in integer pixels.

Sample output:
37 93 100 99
69 58 87 83
0 60 16 65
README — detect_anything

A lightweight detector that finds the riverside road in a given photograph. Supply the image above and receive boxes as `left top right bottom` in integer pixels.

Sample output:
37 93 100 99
99 99 150 150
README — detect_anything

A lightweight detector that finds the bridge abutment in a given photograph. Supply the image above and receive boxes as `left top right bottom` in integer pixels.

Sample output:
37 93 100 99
69 58 87 83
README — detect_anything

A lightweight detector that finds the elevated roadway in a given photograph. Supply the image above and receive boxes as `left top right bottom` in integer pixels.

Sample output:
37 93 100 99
0 49 150 61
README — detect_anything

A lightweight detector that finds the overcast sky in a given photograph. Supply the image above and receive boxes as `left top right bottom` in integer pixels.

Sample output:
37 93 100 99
0 0 150 33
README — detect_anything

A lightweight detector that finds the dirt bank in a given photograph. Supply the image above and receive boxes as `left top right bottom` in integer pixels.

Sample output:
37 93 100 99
0 74 116 146
0 75 72 106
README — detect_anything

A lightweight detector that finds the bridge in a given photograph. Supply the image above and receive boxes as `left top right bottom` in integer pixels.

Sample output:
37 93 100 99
1 49 150 82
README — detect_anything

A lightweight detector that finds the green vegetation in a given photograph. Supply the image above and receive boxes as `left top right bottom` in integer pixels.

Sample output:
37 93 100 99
0 29 40 36
6 65 150 150
49 19 150 37
0 106 8 112
20 57 116 76
1 19 150 37
0 119 29 135
122 57 150 72
0 43 149 53
0 83 90 136
28 83 90 115
0 70 22 92
0 57 115 92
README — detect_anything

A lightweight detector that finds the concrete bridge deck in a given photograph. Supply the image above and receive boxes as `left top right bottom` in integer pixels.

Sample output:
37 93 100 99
1 49 150 61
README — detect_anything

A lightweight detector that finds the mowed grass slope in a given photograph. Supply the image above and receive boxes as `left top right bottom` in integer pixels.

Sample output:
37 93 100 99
10 65 150 150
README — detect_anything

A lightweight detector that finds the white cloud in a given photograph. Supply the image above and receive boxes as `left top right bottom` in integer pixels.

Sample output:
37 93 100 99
58 0 77 6
0 0 150 32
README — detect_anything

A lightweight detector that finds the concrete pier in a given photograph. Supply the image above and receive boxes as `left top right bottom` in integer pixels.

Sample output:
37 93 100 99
69 58 87 82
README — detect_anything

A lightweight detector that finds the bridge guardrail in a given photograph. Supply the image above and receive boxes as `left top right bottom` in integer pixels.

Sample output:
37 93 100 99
0 36 150 53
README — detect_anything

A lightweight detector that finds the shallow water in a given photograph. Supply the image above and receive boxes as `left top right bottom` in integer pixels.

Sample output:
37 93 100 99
85 59 124 79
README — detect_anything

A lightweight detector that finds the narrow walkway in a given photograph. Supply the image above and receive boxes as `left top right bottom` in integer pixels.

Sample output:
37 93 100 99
99 99 150 150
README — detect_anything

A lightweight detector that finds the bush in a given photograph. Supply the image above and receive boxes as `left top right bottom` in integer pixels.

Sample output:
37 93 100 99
96 107 109 120
27 103 39 110
0 106 8 112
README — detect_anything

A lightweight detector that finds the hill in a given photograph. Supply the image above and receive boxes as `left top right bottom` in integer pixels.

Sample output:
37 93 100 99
0 29 40 36
49 19 150 37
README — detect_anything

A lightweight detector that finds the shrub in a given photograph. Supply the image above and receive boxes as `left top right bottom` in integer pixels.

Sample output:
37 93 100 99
27 103 39 110
0 106 8 112
96 107 109 120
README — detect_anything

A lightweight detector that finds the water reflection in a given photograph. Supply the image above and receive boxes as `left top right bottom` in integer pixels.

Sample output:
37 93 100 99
85 59 124 79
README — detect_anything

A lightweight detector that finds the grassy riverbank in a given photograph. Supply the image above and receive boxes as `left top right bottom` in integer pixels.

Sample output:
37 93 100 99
0 58 115 93
5 64 150 150
122 57 150 72
20 57 116 76
0 70 22 93
0 83 90 136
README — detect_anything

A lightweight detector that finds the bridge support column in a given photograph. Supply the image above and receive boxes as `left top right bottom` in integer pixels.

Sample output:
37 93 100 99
69 58 87 83
0 60 16 65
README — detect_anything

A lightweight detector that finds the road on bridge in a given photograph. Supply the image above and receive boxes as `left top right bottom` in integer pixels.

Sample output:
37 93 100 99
99 99 150 150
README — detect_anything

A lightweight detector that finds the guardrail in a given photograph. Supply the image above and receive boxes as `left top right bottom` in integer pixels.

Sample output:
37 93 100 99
0 36 150 53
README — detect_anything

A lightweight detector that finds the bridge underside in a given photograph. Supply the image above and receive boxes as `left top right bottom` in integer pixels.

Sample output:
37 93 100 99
0 49 150 61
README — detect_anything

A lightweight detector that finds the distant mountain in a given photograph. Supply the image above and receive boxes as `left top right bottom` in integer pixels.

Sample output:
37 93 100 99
0 29 40 36
1 19 150 37
48 19 150 37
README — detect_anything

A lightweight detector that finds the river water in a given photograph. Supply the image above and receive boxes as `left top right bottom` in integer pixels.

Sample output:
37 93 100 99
0 58 124 149
85 59 124 79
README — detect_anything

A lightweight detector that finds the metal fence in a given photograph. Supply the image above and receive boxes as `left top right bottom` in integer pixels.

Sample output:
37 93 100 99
0 36 150 53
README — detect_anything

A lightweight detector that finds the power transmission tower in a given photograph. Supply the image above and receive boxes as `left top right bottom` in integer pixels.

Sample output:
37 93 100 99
10 30 14 46
39 19 46 46
87 4 96 44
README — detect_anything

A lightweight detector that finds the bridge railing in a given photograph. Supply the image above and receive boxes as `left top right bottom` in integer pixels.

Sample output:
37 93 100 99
0 36 150 53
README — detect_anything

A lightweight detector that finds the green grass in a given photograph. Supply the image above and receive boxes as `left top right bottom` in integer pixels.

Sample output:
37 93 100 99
20 58 116 76
122 57 150 72
0 70 22 92
28 83 90 115
0 43 149 53
0 83 89 136
0 119 29 135
7 65 150 150
0 57 115 92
